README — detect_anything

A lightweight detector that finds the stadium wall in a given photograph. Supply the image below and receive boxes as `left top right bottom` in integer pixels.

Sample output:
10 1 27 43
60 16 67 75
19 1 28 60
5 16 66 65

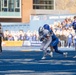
1 14 76 32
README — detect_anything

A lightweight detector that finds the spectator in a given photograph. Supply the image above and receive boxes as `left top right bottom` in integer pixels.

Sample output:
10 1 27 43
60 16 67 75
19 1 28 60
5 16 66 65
8 34 14 41
67 33 73 48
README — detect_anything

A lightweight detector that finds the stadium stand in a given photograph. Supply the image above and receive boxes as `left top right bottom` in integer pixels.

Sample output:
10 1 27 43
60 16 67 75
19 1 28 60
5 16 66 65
1 15 76 48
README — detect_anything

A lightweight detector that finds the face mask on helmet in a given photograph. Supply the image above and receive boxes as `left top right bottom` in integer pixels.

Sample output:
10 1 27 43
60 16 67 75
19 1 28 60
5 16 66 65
38 27 44 33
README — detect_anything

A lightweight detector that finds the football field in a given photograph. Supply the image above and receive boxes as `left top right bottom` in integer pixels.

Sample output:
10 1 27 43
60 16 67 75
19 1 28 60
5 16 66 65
0 47 76 75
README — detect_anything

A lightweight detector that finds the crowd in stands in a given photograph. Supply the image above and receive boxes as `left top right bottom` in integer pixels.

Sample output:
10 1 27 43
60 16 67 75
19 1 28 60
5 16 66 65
3 30 38 41
51 16 75 47
3 16 76 47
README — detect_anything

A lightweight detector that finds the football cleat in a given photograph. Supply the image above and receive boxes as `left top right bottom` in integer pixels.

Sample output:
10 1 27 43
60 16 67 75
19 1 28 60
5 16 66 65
41 56 46 59
49 52 53 57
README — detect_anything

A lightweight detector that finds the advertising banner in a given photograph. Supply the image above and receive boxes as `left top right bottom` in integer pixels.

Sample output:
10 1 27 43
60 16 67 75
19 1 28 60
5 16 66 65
2 41 23 46
22 41 42 47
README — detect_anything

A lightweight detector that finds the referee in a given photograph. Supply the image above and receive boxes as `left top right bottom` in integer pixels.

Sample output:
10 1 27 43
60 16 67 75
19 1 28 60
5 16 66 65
0 23 3 52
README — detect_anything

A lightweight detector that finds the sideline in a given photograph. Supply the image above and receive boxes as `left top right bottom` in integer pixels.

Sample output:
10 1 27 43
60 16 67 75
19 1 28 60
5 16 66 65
2 46 75 51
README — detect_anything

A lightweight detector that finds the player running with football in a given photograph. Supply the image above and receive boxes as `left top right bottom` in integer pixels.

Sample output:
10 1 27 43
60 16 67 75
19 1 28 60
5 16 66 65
38 24 68 59
38 26 53 59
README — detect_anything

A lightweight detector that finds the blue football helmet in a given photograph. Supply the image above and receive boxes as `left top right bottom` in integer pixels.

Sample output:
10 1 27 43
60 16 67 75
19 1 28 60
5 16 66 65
43 24 50 30
43 24 53 33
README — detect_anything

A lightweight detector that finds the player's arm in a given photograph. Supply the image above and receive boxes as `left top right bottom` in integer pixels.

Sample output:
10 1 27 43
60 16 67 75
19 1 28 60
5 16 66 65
39 35 44 41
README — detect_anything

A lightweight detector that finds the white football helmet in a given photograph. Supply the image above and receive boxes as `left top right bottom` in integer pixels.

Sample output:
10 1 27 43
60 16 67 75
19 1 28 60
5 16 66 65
38 26 44 33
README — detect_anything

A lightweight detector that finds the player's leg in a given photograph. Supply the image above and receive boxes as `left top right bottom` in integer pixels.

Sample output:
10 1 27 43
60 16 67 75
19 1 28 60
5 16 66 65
40 41 47 59
53 45 63 54
49 46 54 57
0 37 2 52
53 45 68 57
41 37 52 59
51 39 68 57
40 40 51 59
50 39 64 54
